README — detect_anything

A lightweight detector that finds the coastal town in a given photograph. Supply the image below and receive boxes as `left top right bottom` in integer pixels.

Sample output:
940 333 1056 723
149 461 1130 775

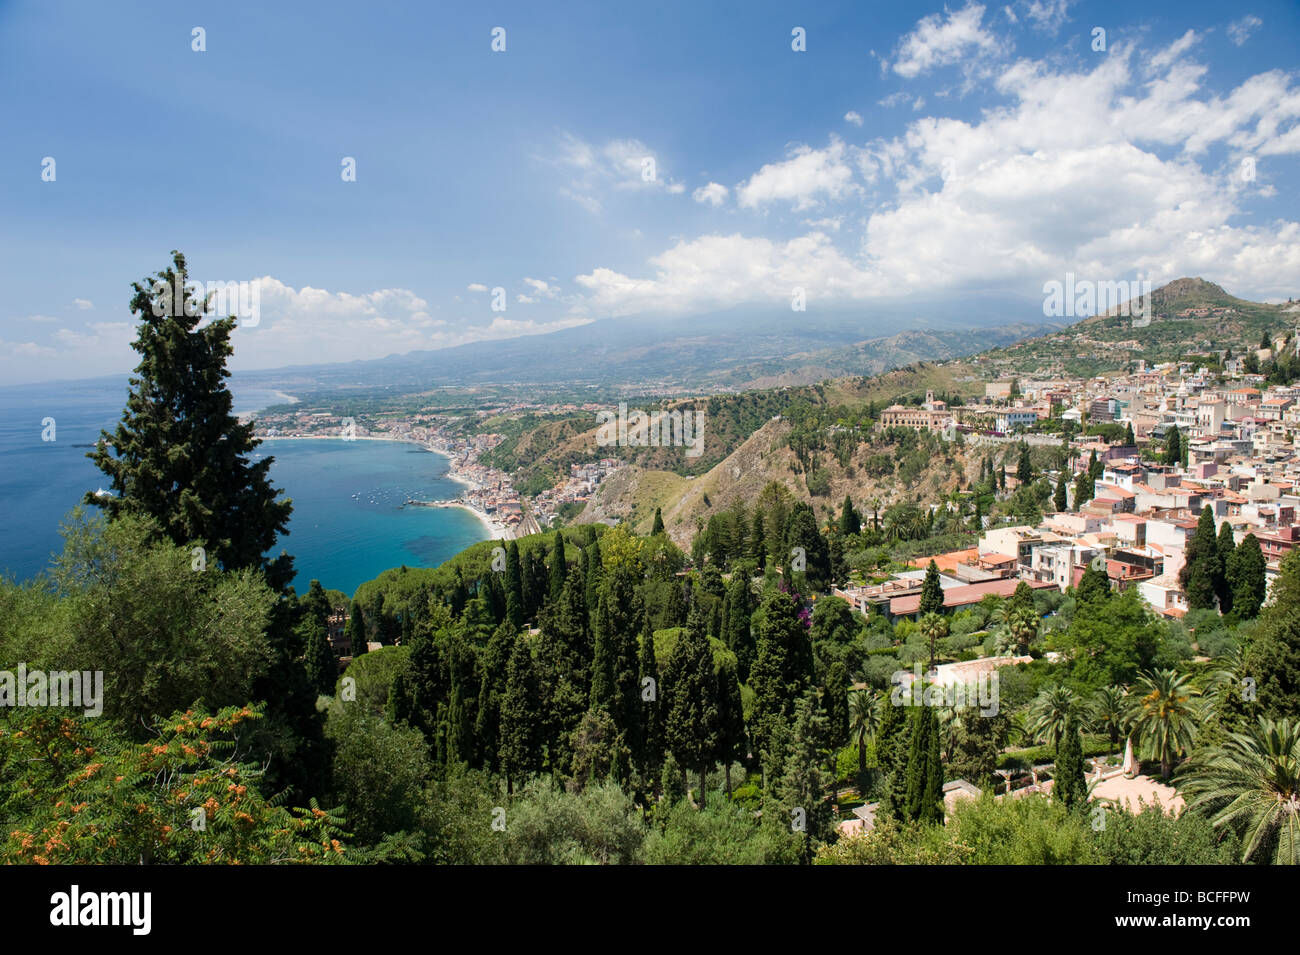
870 345 1300 622
250 406 623 539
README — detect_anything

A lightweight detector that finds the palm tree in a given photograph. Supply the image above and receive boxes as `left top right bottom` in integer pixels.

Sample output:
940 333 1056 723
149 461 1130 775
1027 685 1079 753
1088 685 1128 748
919 611 949 666
1124 669 1201 779
848 689 880 782
1179 717 1300 864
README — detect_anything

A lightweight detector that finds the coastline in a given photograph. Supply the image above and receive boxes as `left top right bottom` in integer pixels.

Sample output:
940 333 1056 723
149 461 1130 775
258 433 513 542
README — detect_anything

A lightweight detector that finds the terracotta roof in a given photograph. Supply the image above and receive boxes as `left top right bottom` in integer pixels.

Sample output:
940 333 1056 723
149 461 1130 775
889 578 1055 616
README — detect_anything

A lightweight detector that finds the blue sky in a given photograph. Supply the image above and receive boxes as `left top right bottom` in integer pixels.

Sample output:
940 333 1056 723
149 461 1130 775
2 0 1299 384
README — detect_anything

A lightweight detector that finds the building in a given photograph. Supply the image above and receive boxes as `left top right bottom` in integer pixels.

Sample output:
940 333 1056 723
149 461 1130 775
879 390 953 433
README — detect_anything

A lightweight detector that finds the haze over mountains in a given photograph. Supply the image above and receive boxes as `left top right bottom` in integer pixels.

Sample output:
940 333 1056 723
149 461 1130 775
236 296 1056 396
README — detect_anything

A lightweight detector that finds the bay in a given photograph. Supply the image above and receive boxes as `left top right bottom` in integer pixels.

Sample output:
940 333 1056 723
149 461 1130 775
0 379 487 595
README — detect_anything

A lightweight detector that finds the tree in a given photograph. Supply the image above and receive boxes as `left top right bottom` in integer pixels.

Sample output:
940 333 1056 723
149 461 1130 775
87 251 293 589
302 618 336 696
504 541 524 630
722 574 756 682
651 507 665 536
1088 685 1127 747
1179 716 1300 864
1016 442 1033 484
1027 686 1079 753
784 502 831 593
1179 505 1220 611
1054 470 1068 512
902 703 944 824
1215 522 1236 615
838 495 861 537
1164 425 1182 466
1123 421 1135 446
346 601 367 656
662 603 720 809
1073 465 1095 508
1125 669 1200 779
919 612 948 666
499 634 542 793
919 560 945 618
765 694 834 864
1227 533 1266 620
749 591 814 761
848 689 879 783
548 532 567 604
637 617 665 785
1054 716 1087 811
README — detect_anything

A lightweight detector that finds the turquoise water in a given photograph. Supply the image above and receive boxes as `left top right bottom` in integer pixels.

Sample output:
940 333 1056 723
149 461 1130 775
0 380 487 595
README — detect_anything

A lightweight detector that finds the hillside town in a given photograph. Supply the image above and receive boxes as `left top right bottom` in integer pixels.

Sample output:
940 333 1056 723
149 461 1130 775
869 348 1300 620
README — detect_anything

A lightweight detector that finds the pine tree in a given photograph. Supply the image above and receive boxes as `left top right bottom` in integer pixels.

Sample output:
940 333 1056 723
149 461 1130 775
1054 470 1068 512
1055 715 1087 811
919 560 945 617
87 252 294 589
346 601 367 656
768 694 833 864
651 507 665 536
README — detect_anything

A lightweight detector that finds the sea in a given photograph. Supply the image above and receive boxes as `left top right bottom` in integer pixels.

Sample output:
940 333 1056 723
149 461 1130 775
0 378 488 596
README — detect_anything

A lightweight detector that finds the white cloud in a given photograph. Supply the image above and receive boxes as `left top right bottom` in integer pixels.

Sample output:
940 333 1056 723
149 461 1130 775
551 133 685 211
736 139 858 210
72 298 94 310
568 36 1300 318
888 4 1000 79
692 182 729 207
1228 15 1262 47
844 110 864 126
466 283 488 292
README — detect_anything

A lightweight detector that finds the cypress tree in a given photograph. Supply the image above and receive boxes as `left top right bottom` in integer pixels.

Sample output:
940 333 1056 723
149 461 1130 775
749 510 766 571
1227 533 1267 619
638 616 665 783
1055 715 1087 812
1124 421 1135 446
1054 470 1068 512
548 532 567 604
1215 522 1236 614
504 541 524 630
919 560 945 617
499 633 542 793
584 539 603 613
838 495 861 537
302 619 336 697
723 574 756 682
1016 442 1033 484
903 703 943 824
1180 505 1220 610
651 507 665 535
346 601 367 656
662 602 720 809
1164 425 1182 465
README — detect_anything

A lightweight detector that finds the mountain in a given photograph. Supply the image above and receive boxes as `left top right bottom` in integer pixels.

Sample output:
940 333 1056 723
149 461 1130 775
234 300 1055 397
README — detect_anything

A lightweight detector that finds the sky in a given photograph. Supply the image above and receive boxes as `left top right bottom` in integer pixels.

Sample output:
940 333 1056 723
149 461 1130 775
1 0 1299 385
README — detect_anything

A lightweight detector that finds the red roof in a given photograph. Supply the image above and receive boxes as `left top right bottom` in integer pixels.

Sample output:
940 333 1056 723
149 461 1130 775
889 578 1056 616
